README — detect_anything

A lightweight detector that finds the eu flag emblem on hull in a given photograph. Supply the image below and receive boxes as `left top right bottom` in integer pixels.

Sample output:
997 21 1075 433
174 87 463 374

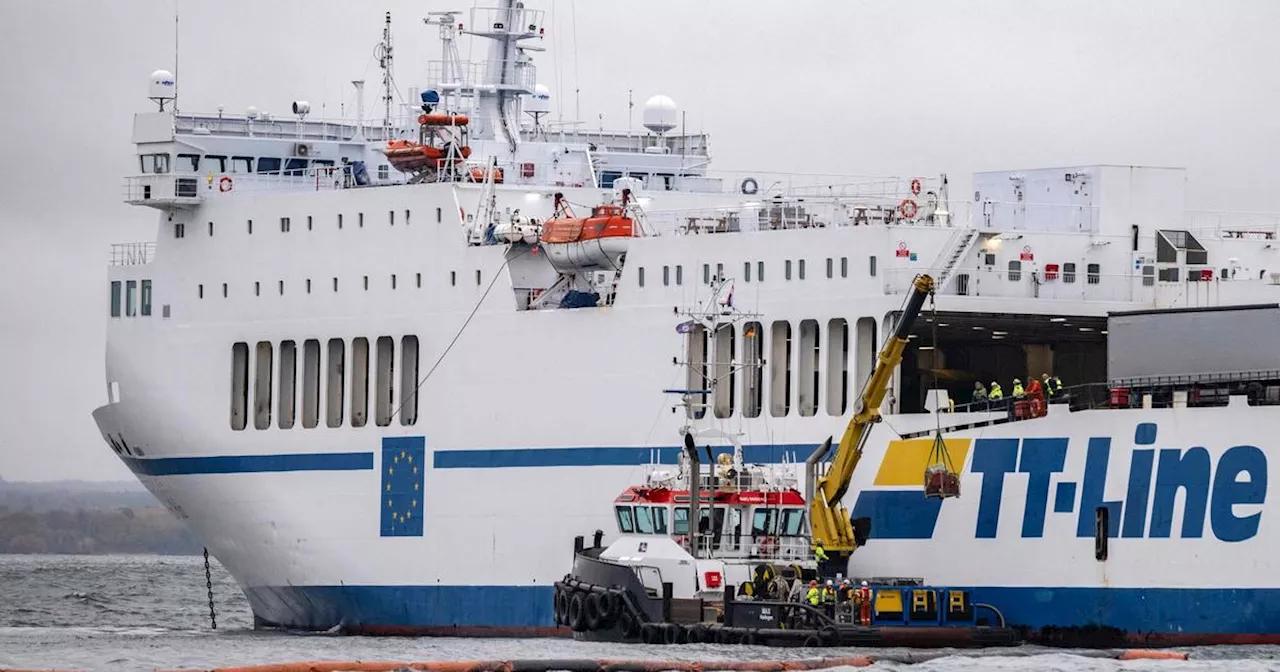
381 437 426 537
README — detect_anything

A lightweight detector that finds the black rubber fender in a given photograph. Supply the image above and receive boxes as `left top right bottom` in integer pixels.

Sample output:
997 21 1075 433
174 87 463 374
716 626 734 644
552 588 567 626
596 590 621 627
686 623 706 644
567 592 586 631
662 623 683 645
618 610 641 639
802 634 822 647
820 624 839 645
742 629 759 646
584 592 602 630
641 622 661 644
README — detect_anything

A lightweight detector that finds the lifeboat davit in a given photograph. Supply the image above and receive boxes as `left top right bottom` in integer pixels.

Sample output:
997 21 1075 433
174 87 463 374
540 204 634 270
382 140 471 173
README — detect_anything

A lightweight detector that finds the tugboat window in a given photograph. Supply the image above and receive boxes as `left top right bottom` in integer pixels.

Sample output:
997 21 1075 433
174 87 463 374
673 507 689 534
635 506 656 534
615 506 635 533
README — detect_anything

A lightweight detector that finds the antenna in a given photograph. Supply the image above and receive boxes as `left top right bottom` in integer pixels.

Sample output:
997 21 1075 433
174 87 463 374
378 11 394 134
628 89 633 134
173 5 179 114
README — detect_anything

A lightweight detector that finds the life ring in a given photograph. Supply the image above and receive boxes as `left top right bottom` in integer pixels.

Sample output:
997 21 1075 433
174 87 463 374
740 177 759 195
218 176 234 193
899 198 918 219
910 178 922 195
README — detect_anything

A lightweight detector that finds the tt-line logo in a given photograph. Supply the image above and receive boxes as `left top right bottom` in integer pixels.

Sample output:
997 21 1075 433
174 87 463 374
970 423 1267 542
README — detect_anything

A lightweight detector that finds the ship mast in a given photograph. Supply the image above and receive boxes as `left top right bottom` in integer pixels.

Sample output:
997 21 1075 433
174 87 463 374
378 11 394 135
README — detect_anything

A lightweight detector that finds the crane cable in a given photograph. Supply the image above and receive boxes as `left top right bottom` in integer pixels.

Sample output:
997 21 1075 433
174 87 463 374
925 288 957 489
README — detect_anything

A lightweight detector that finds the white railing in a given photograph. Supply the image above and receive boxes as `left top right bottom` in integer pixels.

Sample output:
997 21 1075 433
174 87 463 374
1186 209 1280 240
175 114 404 143
109 242 155 267
691 533 812 563
425 59 537 92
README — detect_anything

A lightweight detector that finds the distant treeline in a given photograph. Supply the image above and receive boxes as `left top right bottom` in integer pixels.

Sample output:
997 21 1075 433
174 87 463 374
0 479 202 555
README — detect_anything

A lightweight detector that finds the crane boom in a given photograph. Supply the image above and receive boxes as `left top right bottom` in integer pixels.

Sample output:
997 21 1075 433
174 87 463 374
807 273 936 561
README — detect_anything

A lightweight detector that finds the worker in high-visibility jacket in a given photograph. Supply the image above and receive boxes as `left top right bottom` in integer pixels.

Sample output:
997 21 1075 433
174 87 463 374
857 580 873 626
988 382 1003 400
806 580 821 606
1011 378 1025 398
814 542 829 576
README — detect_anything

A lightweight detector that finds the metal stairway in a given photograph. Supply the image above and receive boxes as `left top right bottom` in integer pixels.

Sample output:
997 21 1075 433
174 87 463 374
933 227 981 292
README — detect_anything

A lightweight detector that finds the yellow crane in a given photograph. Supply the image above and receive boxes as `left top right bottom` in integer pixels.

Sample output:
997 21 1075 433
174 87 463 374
805 273 936 566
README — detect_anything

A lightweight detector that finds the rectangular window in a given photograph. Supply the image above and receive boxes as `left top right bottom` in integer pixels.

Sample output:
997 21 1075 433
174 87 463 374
306 215 313 231
391 274 397 290
716 263 724 279
743 262 752 283
663 266 671 286
325 338 345 428
703 264 710 284
110 281 122 317
198 284 204 299
436 207 442 223
826 319 849 416
475 270 482 286
799 259 807 280
798 319 820 416
302 339 320 429
770 321 792 417
785 260 793 280
400 335 420 426
284 158 307 176
1087 263 1101 284
1063 262 1077 284
125 280 137 316
306 279 312 294
826 258 834 278
676 265 683 285
416 273 422 288
1008 260 1022 281
358 212 364 228
208 222 213 236
869 256 878 277
742 321 764 418
254 281 260 297
222 283 228 298
389 210 395 226
685 324 709 420
230 342 249 430
280 217 290 232
278 340 297 429
174 223 185 238
405 209 411 226
363 275 369 291
338 213 344 229
451 271 457 286
231 156 253 173
257 157 282 174
638 267 645 287
247 219 253 234
713 324 737 418
253 341 273 430
140 280 152 316
350 337 369 427
278 280 284 295
177 154 199 172
841 257 848 278
375 336 395 427
757 261 764 282
333 277 339 292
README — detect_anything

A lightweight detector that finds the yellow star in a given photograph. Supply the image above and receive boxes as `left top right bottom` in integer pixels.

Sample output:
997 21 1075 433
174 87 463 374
394 455 400 464
414 482 419 491
411 499 417 508
386 483 391 492
400 449 407 459
406 511 412 519
413 466 418 474
386 499 392 508
388 467 394 475
408 454 413 463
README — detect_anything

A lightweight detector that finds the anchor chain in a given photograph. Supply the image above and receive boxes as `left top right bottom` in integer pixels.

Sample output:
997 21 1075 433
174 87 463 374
203 547 217 629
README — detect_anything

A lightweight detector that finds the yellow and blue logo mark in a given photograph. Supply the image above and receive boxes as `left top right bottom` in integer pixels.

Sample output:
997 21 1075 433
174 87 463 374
850 438 972 539
851 424 1268 542
381 436 425 537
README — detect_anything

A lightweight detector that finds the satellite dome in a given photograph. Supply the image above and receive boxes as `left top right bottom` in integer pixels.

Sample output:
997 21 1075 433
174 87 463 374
523 83 551 114
642 95 678 134
148 69 176 100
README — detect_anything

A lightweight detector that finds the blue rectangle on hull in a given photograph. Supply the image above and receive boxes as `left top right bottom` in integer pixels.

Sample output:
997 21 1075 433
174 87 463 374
122 452 374 476
381 437 425 537
432 444 815 469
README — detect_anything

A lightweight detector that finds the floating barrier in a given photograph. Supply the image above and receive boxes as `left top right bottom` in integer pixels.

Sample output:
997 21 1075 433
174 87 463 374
142 649 1189 672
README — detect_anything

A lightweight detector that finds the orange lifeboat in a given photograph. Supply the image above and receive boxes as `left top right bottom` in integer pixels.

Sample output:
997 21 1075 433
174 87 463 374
540 203 634 270
382 140 471 173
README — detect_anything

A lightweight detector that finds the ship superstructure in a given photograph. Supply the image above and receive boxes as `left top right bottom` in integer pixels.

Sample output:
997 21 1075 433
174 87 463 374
94 1 1280 643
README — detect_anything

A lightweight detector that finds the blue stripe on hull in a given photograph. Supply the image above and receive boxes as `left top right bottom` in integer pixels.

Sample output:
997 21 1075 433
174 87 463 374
122 452 374 476
242 584 1280 636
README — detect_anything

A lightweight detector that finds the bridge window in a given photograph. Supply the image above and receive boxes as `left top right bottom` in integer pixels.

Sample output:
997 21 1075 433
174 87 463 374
781 508 806 536
284 158 307 176
798 259 807 280
826 258 833 278
1008 260 1022 281
742 322 764 418
869 255 877 277
752 508 778 537
140 153 170 174
673 507 690 535
785 260 792 280
230 342 249 430
743 262 751 283
125 281 137 316
770 321 792 417
257 157 282 174
278 340 297 430
1063 262 1077 283
140 280 152 316
301 339 320 429
686 323 709 419
177 154 199 172
325 338 345 428
1087 263 1101 284
253 341 273 430
664 265 671 286
841 257 848 278
205 155 227 173
634 506 666 534
374 336 395 427
110 281 122 317
600 171 622 189
400 335 420 426
616 506 635 534
231 156 253 173
350 337 369 427
757 261 764 282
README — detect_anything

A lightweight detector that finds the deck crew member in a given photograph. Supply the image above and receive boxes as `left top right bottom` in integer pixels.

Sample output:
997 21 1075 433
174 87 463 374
972 381 988 404
806 580 821 606
1011 378 1025 398
814 542 830 575
857 580 873 626
988 381 1003 400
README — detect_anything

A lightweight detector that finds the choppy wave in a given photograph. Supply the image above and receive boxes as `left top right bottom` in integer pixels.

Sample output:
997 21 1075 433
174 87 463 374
1 555 1279 672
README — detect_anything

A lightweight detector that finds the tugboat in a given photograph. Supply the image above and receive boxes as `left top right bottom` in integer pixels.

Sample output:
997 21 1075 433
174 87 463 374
555 274 1021 648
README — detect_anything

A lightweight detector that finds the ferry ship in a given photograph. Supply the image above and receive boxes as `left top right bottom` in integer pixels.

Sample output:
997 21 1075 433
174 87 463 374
94 1 1280 644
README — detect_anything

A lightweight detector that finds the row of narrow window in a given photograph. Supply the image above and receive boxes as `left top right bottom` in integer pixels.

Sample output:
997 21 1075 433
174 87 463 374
686 317 880 419
1004 260 1101 284
197 270 481 298
638 257 874 287
174 208 451 239
109 280 153 317
230 336 420 431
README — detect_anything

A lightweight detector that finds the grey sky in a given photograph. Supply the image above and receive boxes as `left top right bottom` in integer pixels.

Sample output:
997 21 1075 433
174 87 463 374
1 0 1277 481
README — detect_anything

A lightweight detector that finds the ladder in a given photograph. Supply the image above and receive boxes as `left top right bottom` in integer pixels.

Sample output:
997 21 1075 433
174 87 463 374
933 227 980 292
